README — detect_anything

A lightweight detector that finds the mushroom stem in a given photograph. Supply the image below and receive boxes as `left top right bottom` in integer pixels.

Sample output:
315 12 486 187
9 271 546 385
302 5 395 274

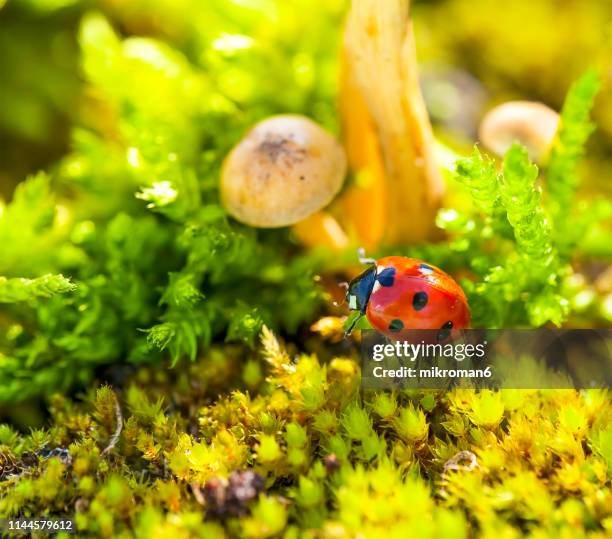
341 0 444 245
292 211 349 251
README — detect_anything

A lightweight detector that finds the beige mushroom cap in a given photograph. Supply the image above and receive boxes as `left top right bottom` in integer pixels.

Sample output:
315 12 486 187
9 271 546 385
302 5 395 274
221 114 347 228
479 101 560 162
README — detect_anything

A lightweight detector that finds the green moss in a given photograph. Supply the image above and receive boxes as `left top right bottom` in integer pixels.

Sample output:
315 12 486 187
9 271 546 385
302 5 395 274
0 331 610 537
0 1 610 537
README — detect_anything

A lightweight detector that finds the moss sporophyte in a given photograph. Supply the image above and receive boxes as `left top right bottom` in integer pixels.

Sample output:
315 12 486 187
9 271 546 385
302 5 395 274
0 0 611 537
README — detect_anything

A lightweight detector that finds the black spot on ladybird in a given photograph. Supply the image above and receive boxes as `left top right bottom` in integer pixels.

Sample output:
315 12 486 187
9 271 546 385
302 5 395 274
389 319 404 332
437 321 453 341
412 291 428 311
377 267 396 287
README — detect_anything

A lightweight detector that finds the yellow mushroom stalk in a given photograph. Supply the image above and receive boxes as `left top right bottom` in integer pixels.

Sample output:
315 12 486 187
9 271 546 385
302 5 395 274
292 211 349 251
337 45 387 251
341 0 444 246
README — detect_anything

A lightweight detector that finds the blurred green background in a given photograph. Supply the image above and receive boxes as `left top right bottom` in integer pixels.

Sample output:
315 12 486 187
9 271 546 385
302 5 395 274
0 5 610 534
1 0 610 199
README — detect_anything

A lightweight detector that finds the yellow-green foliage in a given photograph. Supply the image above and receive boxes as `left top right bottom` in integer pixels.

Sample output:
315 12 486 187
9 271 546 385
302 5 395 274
1 330 610 538
0 1 611 537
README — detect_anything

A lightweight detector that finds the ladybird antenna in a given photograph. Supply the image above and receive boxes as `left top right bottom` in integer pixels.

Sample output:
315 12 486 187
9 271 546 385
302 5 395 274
357 247 376 266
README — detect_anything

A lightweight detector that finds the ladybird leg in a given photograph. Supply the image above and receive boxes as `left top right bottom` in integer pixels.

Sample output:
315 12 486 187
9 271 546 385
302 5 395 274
344 312 363 337
357 247 376 266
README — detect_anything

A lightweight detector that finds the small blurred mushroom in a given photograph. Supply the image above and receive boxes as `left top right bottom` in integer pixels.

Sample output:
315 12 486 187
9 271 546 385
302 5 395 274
221 114 347 228
479 101 560 162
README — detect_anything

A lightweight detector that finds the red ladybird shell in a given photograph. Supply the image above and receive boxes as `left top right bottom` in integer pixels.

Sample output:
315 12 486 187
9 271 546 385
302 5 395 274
365 256 470 335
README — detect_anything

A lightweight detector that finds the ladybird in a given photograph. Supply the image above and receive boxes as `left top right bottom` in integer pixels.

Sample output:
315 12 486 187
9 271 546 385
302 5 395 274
346 254 470 338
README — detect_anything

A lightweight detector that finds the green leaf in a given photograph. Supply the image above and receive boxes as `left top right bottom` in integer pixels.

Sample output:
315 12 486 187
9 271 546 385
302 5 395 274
547 70 601 228
454 148 501 215
341 403 373 441
589 425 612 473
225 302 263 348
159 273 203 309
394 403 429 443
468 391 504 428
501 144 553 264
0 274 76 303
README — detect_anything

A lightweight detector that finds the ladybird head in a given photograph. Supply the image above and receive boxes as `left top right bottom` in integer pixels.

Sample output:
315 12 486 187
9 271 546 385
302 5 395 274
347 265 377 313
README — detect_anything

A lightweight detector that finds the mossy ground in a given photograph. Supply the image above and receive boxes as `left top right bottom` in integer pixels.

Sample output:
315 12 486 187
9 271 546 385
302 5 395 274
1 1 611 537
1 328 611 537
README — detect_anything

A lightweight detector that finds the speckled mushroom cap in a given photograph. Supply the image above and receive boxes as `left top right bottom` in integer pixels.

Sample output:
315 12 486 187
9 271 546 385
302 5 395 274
479 101 560 162
221 114 347 227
